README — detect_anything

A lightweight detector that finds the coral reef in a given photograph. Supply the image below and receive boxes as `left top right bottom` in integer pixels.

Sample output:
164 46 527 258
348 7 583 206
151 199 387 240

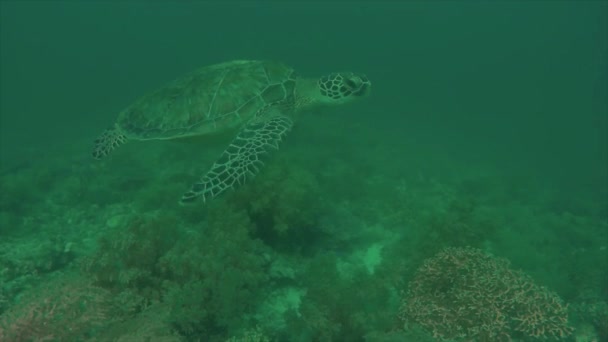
400 247 573 341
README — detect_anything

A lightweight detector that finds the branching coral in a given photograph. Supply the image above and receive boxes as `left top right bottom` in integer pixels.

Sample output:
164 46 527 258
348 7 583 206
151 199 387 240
400 247 573 341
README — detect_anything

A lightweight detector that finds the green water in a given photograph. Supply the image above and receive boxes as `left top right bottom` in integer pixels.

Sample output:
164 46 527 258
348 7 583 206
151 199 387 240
0 1 606 341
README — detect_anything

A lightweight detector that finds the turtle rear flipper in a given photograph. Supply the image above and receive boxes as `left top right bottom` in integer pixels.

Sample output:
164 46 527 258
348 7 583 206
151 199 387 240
180 115 293 204
92 125 128 159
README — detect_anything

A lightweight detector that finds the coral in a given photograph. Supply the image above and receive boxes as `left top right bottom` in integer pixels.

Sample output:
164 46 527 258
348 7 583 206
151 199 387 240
282 253 396 341
400 247 573 341
0 273 109 342
81 211 180 300
230 158 324 244
572 298 608 342
225 326 270 342
81 202 271 341
88 303 181 342
159 205 270 339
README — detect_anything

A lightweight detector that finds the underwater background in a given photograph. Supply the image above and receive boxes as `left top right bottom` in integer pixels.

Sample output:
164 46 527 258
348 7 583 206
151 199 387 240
0 1 606 341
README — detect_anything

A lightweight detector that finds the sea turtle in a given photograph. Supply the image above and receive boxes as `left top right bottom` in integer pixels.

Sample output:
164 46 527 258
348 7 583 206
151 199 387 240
92 60 371 204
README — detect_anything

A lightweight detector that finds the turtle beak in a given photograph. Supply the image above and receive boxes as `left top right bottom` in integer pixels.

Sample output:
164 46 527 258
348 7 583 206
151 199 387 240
352 75 371 97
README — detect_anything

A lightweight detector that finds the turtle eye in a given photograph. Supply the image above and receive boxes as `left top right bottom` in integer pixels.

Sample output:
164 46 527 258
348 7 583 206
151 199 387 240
344 79 358 90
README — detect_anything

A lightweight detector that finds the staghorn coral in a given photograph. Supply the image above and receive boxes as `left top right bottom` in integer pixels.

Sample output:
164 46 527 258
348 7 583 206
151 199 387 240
400 247 573 341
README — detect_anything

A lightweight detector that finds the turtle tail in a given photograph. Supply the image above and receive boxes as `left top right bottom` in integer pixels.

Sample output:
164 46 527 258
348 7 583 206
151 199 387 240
92 124 128 159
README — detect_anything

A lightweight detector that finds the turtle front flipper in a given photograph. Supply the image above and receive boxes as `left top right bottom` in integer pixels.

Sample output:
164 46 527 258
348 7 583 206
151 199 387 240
92 124 128 159
180 115 293 204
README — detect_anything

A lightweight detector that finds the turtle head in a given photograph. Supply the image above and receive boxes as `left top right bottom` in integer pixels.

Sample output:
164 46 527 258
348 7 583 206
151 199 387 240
317 72 371 105
300 72 370 108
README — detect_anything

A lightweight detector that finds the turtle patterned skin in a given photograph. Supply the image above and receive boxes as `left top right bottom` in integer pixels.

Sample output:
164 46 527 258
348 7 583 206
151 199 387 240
92 60 371 203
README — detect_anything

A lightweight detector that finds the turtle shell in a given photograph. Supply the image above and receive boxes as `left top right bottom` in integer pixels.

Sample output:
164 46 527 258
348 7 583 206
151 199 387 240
117 60 298 140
